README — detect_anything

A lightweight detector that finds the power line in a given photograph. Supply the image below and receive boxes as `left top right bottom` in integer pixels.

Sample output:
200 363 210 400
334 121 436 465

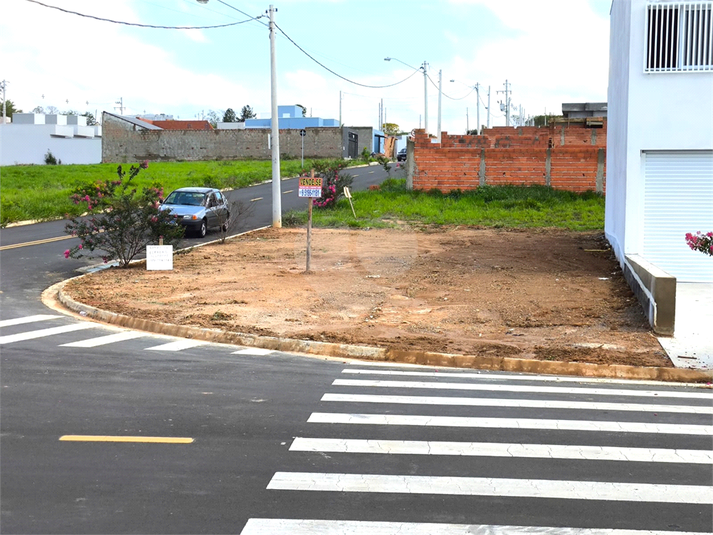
24 0 258 29
274 22 422 89
426 73 473 101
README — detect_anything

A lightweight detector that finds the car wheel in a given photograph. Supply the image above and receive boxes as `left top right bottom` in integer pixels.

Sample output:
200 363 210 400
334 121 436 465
197 219 207 238
221 212 230 232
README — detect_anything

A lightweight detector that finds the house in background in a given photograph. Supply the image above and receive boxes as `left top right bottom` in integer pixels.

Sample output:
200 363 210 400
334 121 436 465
0 113 102 166
606 0 713 338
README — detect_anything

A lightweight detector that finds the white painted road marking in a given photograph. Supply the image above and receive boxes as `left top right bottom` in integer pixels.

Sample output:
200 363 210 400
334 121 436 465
240 519 712 535
266 472 713 504
342 366 707 387
0 315 62 328
333 378 713 400
0 323 95 345
307 412 713 435
232 348 274 356
60 331 145 348
290 437 713 464
144 339 209 351
321 392 713 415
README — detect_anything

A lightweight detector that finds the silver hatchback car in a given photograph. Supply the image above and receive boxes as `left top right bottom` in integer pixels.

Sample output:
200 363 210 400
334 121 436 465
160 187 230 237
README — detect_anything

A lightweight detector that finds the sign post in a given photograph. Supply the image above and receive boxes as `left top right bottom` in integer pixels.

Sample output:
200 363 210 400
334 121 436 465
343 186 356 218
300 128 306 169
298 169 323 272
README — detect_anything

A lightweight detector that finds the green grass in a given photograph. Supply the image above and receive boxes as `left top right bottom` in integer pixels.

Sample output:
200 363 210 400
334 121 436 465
1 159 311 226
286 179 604 231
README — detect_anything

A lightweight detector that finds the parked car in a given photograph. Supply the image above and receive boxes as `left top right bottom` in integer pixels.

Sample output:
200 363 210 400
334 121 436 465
397 148 407 161
160 187 230 237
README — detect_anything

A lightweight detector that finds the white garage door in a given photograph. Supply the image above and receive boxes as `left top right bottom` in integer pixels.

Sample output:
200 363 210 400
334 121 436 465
643 150 713 283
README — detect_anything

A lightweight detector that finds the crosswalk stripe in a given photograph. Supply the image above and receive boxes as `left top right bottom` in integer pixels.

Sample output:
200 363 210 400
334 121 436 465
240 519 711 535
333 379 713 400
232 348 274 355
0 323 95 345
307 412 713 436
59 331 145 348
266 472 713 504
0 315 62 328
321 392 713 415
342 367 704 387
144 339 209 351
290 437 713 464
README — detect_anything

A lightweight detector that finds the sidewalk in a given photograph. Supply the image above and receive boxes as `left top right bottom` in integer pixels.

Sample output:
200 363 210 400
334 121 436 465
658 283 713 370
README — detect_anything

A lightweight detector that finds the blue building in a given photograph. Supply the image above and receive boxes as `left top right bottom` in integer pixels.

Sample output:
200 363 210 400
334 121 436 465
245 105 339 129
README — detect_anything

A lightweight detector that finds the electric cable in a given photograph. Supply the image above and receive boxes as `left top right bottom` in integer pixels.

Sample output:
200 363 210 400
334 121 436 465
24 0 260 29
274 22 422 89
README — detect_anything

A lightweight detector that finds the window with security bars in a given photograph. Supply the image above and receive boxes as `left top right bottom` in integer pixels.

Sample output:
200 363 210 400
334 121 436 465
645 1 713 72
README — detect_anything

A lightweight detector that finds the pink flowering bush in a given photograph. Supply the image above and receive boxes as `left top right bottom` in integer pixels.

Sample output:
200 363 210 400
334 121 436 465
685 231 713 257
64 162 184 267
311 159 354 209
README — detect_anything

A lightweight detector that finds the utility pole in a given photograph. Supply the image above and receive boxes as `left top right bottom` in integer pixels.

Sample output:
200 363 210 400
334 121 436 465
422 61 428 134
1 80 7 122
268 4 281 227
437 69 442 140
475 84 480 134
115 97 125 115
487 86 491 128
339 90 342 126
466 107 469 134
497 80 511 127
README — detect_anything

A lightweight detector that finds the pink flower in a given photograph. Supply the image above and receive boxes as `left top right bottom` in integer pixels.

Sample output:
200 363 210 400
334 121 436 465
64 250 70 258
140 160 149 169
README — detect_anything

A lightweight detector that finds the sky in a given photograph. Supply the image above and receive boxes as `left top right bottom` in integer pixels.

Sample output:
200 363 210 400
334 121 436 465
1 0 612 134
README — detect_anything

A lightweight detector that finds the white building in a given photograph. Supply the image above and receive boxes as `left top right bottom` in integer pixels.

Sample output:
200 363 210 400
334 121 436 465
607 0 713 282
0 113 102 166
606 0 713 336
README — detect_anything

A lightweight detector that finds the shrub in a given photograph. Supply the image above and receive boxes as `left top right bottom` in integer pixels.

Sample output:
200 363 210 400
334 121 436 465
64 162 184 267
685 231 713 256
310 159 354 209
44 150 59 165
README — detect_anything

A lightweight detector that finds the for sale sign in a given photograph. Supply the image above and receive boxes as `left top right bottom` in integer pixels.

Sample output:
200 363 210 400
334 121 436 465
298 176 323 198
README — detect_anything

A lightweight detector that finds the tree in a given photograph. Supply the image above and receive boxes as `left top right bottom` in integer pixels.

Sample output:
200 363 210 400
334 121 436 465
223 108 237 122
205 110 220 128
381 123 400 136
532 114 561 128
238 105 256 122
64 162 184 267
1 99 22 118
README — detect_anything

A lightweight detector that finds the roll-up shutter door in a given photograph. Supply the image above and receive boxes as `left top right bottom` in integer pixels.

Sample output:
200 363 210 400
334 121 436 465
643 150 713 282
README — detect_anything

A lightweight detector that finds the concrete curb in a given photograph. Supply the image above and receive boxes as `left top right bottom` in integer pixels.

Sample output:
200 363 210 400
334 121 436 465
46 278 713 384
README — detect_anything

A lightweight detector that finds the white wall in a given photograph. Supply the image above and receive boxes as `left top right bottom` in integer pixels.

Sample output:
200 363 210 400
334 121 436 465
605 0 632 263
0 120 101 166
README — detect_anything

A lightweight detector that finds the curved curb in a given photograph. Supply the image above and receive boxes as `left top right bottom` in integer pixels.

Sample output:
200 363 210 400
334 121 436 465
45 278 713 384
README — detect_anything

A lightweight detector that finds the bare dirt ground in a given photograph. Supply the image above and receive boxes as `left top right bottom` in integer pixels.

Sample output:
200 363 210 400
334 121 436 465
63 226 671 367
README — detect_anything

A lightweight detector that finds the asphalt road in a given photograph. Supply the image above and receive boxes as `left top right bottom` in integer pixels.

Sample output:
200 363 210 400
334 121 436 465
1 163 712 534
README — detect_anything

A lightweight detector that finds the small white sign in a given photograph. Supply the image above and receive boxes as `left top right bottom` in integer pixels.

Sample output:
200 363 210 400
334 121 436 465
146 245 173 271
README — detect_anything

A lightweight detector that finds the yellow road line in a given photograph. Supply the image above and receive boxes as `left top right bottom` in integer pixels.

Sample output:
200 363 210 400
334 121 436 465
0 235 73 251
283 190 294 194
59 435 194 444
250 197 263 202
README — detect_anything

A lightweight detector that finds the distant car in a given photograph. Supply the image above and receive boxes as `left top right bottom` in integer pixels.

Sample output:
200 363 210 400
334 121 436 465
397 148 407 161
160 187 230 238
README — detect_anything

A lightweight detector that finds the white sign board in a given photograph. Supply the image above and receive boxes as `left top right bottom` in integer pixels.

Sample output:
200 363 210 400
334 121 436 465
146 245 173 271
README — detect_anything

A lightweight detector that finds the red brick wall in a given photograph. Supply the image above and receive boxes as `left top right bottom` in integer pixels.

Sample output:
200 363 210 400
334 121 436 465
412 122 606 193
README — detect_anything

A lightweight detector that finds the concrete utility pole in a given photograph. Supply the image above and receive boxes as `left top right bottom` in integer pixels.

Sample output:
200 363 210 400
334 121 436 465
1 80 7 122
115 97 125 115
339 90 342 126
497 80 511 126
437 69 442 140
487 86 491 128
268 4 281 227
422 61 428 134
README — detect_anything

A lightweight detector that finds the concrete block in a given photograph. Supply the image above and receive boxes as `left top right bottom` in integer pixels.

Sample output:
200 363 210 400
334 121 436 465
625 254 676 335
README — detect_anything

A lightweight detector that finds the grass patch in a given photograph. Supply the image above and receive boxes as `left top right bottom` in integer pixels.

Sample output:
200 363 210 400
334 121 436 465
0 159 340 226
284 179 604 231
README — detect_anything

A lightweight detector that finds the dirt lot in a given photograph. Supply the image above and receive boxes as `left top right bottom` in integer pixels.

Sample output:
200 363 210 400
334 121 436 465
63 226 671 367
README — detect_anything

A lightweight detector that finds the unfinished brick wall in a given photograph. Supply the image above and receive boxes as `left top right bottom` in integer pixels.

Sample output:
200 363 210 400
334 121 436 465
411 120 606 193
